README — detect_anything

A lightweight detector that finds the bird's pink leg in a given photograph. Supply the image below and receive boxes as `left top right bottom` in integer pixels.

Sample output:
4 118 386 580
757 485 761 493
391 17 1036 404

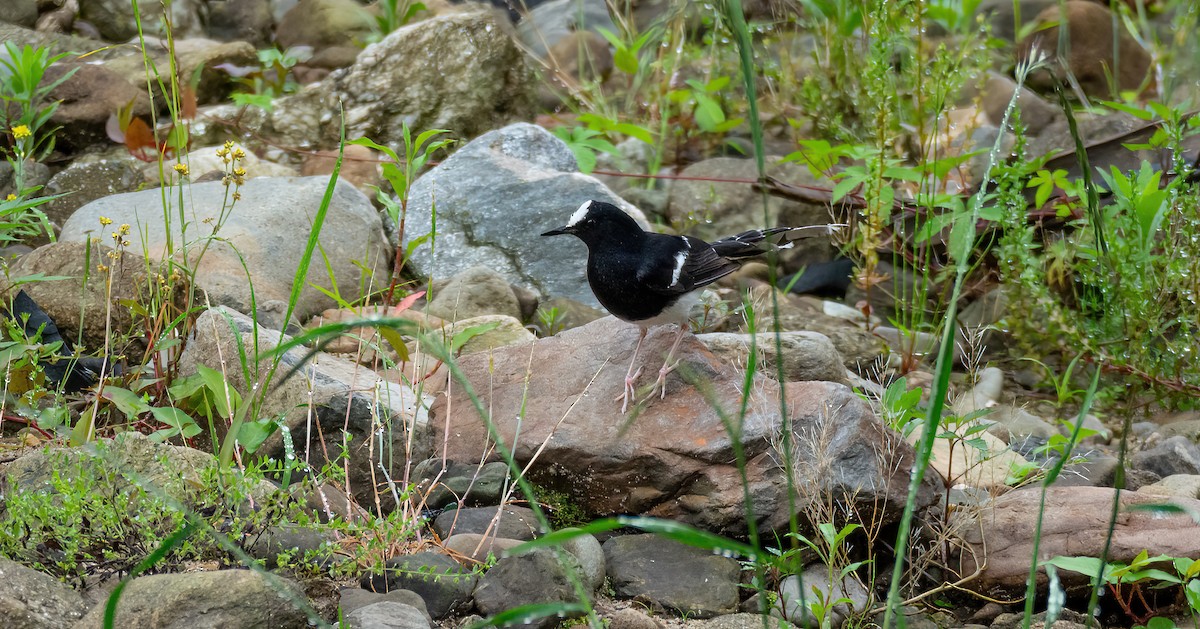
651 323 688 400
617 327 648 413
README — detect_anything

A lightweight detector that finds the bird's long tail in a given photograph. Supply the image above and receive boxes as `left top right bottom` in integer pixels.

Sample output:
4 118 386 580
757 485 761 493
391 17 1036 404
709 224 846 260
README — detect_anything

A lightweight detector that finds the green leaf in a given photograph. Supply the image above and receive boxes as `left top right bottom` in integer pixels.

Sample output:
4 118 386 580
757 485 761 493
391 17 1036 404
450 321 502 354
236 417 280 453
102 386 151 419
612 122 653 145
1043 556 1110 583
692 92 726 132
613 48 638 75
197 365 240 418
150 406 201 438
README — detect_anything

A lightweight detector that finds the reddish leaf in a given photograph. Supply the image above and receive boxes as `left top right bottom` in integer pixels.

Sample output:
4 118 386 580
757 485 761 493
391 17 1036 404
123 117 157 153
181 85 197 120
390 290 426 315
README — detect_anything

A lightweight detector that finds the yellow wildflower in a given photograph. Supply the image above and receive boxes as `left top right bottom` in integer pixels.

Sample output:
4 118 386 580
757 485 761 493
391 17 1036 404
99 216 113 226
11 125 31 140
173 163 189 176
5 193 15 202
97 263 109 272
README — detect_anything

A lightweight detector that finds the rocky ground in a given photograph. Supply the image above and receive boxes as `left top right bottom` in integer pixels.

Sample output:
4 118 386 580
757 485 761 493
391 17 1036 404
1 0 1199 628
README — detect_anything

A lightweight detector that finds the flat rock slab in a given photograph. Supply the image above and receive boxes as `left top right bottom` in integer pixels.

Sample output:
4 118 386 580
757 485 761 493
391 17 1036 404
604 534 740 618
432 505 542 540
958 486 1200 593
74 570 309 628
59 176 391 326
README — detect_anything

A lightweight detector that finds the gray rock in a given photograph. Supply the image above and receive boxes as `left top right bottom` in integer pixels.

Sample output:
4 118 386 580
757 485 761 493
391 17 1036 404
248 524 338 569
1138 474 1200 500
0 240 148 355
432 505 542 541
428 266 524 322
59 177 392 327
5 432 221 504
403 122 645 308
607 607 664 629
560 531 606 592
40 157 145 238
442 534 525 564
73 570 308 628
361 552 477 618
698 331 848 384
206 0 274 46
80 0 205 42
0 558 87 629
695 613 796 629
440 315 536 355
339 587 432 623
991 609 1095 629
978 72 1060 135
344 601 431 629
414 459 512 509
604 534 740 618
0 0 36 28
1133 436 1200 478
177 307 430 513
517 0 617 57
473 548 588 628
0 157 50 198
1160 418 1200 441
952 367 1005 417
276 0 373 53
225 9 533 150
986 406 1059 442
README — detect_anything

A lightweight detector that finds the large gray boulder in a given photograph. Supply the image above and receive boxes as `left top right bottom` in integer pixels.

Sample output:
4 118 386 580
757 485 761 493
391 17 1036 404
208 8 534 150
403 122 645 308
59 176 391 327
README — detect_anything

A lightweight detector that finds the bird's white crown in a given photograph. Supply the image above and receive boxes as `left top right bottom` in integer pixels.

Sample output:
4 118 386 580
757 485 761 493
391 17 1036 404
565 200 595 228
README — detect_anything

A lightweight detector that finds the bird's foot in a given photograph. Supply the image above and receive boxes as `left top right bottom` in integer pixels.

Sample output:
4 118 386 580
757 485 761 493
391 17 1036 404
616 366 644 413
650 361 678 401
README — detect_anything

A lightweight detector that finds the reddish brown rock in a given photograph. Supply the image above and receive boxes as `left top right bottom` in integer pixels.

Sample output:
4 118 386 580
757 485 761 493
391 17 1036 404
427 316 941 535
957 486 1200 594
1021 1 1153 97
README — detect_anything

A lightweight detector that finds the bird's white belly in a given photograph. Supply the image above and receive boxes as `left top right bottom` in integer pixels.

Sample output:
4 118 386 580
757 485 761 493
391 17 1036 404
630 291 701 328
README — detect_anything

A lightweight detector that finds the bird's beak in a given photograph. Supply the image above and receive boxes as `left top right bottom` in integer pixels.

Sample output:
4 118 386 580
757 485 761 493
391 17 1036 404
541 226 571 237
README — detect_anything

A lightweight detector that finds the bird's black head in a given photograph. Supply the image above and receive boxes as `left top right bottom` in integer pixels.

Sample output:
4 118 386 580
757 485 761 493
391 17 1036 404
541 200 643 245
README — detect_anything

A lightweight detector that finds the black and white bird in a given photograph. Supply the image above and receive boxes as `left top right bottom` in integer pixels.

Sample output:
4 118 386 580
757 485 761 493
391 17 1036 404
542 199 841 412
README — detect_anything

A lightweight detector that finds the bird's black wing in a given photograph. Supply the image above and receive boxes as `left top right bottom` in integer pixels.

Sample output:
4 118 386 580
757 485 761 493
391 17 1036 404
713 224 844 258
636 234 738 295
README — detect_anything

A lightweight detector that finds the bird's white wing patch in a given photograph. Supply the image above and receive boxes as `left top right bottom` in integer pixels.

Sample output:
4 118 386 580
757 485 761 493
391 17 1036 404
668 249 688 287
566 200 594 227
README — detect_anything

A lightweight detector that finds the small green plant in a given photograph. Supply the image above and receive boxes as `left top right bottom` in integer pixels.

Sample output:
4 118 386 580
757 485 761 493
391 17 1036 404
372 0 427 37
224 46 313 112
1044 551 1200 626
550 125 618 174
770 524 871 629
0 42 77 173
350 125 454 303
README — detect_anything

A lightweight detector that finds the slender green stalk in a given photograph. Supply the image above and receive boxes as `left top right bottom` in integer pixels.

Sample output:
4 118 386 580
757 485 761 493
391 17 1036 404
881 42 1036 629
